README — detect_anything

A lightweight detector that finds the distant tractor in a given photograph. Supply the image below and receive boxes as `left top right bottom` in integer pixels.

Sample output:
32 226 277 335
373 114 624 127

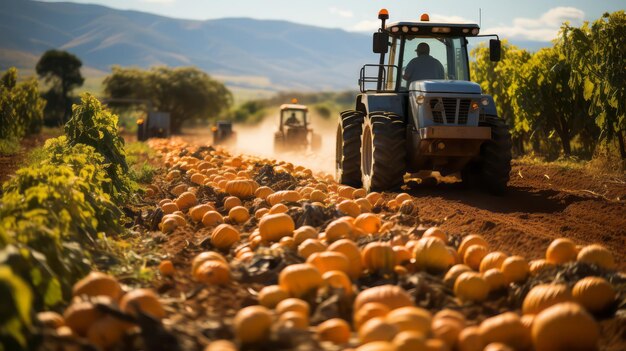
137 111 171 141
212 120 237 146
274 100 322 152
336 9 512 194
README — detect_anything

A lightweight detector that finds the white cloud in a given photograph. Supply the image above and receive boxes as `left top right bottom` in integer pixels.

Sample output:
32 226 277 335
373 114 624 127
351 19 380 32
329 7 354 18
483 7 585 41
429 14 474 24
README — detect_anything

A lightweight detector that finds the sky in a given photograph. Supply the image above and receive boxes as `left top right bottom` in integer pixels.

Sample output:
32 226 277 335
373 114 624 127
40 0 624 42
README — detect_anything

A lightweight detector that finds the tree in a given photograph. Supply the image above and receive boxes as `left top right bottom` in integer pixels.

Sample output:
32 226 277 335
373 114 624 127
36 50 84 124
561 11 626 159
1 68 45 140
104 66 232 133
471 41 531 155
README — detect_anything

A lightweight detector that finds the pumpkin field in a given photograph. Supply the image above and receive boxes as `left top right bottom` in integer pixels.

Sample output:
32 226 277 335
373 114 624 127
0 94 624 351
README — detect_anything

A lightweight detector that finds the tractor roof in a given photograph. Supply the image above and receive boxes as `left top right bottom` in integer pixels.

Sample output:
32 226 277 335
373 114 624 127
280 104 308 111
385 21 480 37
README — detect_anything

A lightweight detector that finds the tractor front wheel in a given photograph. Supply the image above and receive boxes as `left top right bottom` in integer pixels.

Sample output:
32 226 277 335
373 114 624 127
361 113 406 192
336 110 365 187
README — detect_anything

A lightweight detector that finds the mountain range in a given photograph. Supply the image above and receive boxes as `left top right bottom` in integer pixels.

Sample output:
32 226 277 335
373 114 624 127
0 0 550 92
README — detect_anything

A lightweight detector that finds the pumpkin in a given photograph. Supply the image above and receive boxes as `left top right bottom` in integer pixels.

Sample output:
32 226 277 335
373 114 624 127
166 169 181 181
433 309 466 324
191 251 227 274
161 202 179 215
37 311 65 329
255 186 274 199
338 199 362 217
457 326 483 351
482 268 507 292
356 341 396 351
158 260 175 276
175 191 197 210
337 185 356 199
422 227 447 244
298 238 327 259
398 200 415 215
479 312 530 349
205 340 237 351
120 289 165 319
354 213 382 234
72 272 122 301
86 316 128 350
307 251 350 275
395 193 412 203
293 226 318 245
362 242 396 273
354 302 391 330
353 188 367 198
63 301 102 336
278 311 308 330
268 203 289 214
393 246 412 264
325 219 354 242
225 179 258 198
202 211 224 227
259 213 295 242
532 303 599 351
279 236 296 249
317 318 351 344
520 314 534 330
356 198 373 212
392 331 426 351
354 285 413 311
223 196 242 211
190 173 206 185
233 305 273 344
310 190 327 202
228 206 250 224
190 204 213 221
479 251 508 273
483 343 514 351
276 298 310 316
522 284 572 315
278 263 324 297
545 238 577 264
413 237 454 273
386 199 399 211
322 270 354 296
572 276 615 313
211 224 240 250
458 235 488 258
385 306 432 335
431 316 464 348
358 317 399 343
267 190 302 205
194 260 231 285
255 207 269 219
576 244 616 270
501 256 529 283
529 259 555 275
325 241 361 280
454 272 489 302
463 245 488 270
366 192 382 205
443 264 472 288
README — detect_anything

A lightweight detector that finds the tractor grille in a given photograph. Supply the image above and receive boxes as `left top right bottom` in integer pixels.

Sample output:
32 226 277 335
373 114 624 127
429 98 471 124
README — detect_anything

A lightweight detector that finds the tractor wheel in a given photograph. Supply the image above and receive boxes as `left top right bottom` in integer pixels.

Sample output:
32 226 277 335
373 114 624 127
361 112 407 192
465 116 512 194
336 110 365 187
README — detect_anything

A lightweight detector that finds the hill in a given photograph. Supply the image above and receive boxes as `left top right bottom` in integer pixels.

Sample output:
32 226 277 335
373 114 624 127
0 0 373 91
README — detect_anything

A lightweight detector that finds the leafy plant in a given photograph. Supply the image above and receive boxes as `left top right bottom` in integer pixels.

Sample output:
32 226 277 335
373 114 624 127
0 67 45 140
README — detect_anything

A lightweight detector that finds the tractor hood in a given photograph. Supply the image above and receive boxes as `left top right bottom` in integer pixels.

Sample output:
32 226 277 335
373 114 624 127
410 80 482 94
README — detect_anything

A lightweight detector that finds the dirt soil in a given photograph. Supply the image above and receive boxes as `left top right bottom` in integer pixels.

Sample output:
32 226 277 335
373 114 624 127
403 160 626 270
0 132 58 185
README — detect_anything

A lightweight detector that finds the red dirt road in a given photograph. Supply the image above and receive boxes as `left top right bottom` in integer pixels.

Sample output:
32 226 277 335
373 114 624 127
403 161 626 269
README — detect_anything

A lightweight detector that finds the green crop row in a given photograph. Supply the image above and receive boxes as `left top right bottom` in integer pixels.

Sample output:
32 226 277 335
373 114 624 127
0 94 136 350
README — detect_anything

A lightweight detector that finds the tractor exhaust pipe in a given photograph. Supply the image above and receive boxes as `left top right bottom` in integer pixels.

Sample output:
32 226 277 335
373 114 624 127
376 9 389 92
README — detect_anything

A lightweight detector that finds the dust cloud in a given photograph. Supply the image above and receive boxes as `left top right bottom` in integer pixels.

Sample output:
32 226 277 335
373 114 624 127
230 108 338 175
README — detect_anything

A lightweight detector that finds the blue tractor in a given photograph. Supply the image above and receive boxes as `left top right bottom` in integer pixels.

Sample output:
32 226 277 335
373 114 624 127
336 10 511 194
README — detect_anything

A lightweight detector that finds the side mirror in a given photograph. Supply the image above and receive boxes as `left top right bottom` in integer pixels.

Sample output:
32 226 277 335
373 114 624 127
373 32 389 54
489 39 501 62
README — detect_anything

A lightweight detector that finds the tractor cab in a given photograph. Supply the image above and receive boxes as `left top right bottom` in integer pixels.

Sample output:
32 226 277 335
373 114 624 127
212 120 237 146
274 100 322 153
279 104 309 131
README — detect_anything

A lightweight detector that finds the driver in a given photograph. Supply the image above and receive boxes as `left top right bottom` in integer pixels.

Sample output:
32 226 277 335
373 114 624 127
403 42 445 85
285 112 300 126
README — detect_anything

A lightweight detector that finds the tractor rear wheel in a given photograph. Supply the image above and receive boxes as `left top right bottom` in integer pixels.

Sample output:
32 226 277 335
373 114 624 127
361 113 406 192
464 116 512 194
336 110 365 187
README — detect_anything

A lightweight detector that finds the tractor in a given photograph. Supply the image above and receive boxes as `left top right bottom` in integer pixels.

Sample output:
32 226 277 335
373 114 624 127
274 100 322 153
336 10 512 194
212 120 237 146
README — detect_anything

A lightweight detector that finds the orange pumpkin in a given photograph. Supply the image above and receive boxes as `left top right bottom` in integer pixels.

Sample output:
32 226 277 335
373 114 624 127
463 245 488 270
175 191 197 210
202 211 224 227
501 256 529 283
354 302 391 330
443 264 472 288
393 331 426 351
546 238 577 264
120 289 165 319
337 199 362 217
297 238 327 259
354 284 413 311
354 213 382 234
413 237 454 273
457 326 483 351
328 239 363 279
576 244 616 270
325 219 354 242
531 302 599 351
317 318 351 344
458 235 488 259
307 251 350 275
267 190 301 205
191 251 227 274
422 227 447 243
385 306 432 335
228 206 250 224
293 226 318 245
63 301 102 336
189 204 213 222
358 317 398 344
362 242 396 273
454 272 489 302
259 213 295 241
482 268 507 292
322 270 354 296
479 312 530 349
276 298 310 316
72 272 122 301
479 251 508 273
278 311 308 330
225 179 258 198
255 186 274 200
522 283 572 315
278 263 324 297
223 196 242 211
233 306 273 344
210 224 240 250
572 276 615 313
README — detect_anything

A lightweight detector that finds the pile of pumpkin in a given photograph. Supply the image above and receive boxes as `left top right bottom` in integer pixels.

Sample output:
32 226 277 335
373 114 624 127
39 140 620 351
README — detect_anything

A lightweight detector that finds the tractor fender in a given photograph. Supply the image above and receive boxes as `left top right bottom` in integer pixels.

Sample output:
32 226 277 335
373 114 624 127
480 94 498 117
356 93 407 117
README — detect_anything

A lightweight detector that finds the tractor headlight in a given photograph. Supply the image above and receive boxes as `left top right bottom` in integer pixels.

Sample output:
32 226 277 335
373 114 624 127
481 97 489 106
470 101 480 111
416 95 425 104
